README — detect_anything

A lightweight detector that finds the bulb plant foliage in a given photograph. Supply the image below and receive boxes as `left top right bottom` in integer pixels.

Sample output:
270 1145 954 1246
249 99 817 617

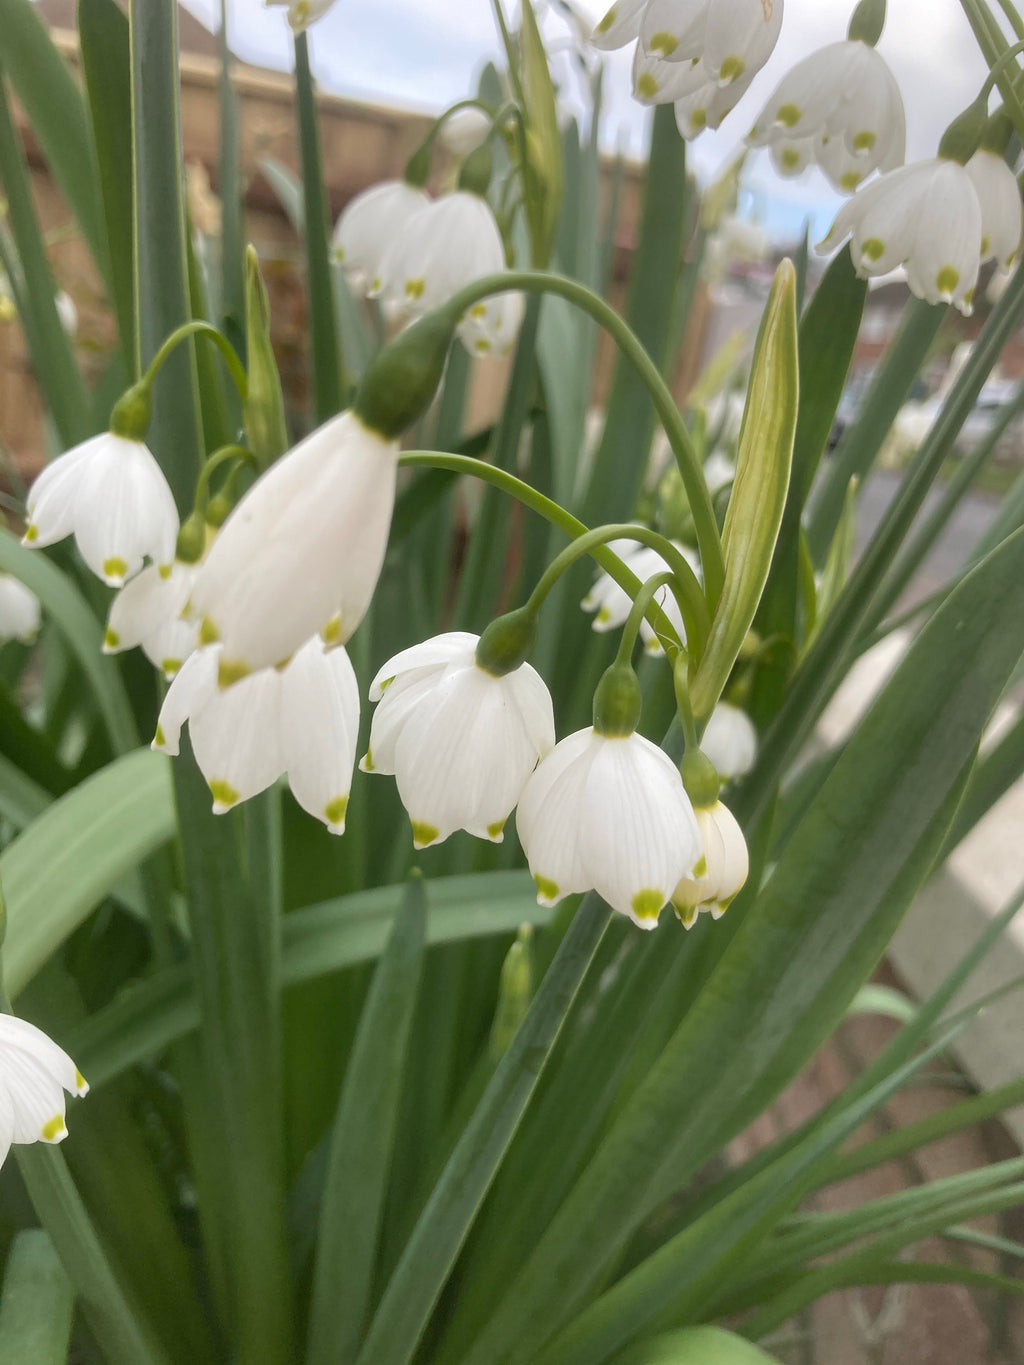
0 1 1022 1363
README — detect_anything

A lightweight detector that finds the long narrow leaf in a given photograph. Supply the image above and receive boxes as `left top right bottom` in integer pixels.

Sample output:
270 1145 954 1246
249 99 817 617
0 1229 74 1365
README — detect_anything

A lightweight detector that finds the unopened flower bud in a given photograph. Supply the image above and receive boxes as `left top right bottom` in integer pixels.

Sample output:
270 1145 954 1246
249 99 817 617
354 305 457 438
593 660 643 738
243 246 289 465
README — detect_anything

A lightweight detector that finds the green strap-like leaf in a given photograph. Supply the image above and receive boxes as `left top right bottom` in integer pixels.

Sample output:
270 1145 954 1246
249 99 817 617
0 0 108 286
71 871 551 1089
455 526 1024 1365
78 0 136 367
2 748 173 998
307 875 426 1365
0 1229 74 1365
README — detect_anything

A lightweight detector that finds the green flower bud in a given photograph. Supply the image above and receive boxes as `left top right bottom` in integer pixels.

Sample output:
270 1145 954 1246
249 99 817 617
475 606 538 677
109 380 153 441
593 660 643 738
458 141 494 197
939 96 989 166
243 246 289 464
680 747 721 808
490 924 534 1061
354 304 458 438
205 493 233 529
847 0 886 46
176 510 208 564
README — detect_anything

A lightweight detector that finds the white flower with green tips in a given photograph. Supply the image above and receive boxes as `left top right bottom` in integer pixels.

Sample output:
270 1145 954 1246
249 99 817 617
581 540 697 654
964 149 1023 271
672 799 749 927
22 432 179 586
362 631 555 849
748 40 905 194
516 729 702 930
332 180 431 296
818 158 983 315
374 192 521 356
701 701 757 780
104 559 202 679
0 574 41 644
154 637 360 833
0 1014 88 1169
187 411 398 683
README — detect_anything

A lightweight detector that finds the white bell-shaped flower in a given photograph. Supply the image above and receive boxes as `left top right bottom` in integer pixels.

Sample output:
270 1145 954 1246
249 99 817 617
332 180 431 296
674 71 755 138
0 1014 88 1169
362 631 555 848
581 539 697 654
22 432 179 586
187 411 398 683
818 158 983 315
0 574 41 644
701 701 757 779
516 728 702 929
439 108 493 157
749 41 905 194
154 637 360 832
964 149 1023 271
264 0 336 32
671 799 749 926
104 559 201 678
375 191 507 319
598 0 783 89
457 289 526 358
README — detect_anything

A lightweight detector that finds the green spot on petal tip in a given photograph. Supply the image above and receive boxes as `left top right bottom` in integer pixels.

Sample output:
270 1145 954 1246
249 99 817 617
103 556 128 582
534 874 560 904
631 888 664 923
325 795 349 828
412 820 440 848
218 658 251 688
209 778 240 810
41 1115 66 1141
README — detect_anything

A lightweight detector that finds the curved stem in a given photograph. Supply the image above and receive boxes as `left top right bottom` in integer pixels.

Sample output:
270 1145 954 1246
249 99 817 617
194 443 257 508
524 521 707 656
616 570 678 664
142 320 248 400
441 270 725 604
399 451 710 660
982 37 1024 97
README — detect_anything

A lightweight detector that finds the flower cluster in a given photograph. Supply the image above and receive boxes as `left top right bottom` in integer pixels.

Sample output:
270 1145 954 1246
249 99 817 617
333 180 523 358
581 538 698 654
592 0 784 139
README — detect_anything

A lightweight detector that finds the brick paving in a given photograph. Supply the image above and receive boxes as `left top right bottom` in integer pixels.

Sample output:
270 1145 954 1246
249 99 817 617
731 963 1024 1364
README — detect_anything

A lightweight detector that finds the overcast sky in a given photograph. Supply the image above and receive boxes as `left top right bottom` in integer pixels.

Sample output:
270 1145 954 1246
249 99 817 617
179 0 1006 242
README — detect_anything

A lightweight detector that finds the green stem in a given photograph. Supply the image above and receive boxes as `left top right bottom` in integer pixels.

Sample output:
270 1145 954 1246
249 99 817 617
615 570 686 666
441 270 725 604
997 0 1024 36
193 443 256 508
981 37 1024 97
959 0 1024 137
524 523 706 657
294 30 342 418
142 318 247 399
399 452 709 658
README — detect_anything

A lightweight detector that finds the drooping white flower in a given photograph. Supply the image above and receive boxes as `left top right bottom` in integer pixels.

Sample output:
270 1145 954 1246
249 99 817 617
671 799 749 926
0 574 41 644
964 149 1023 271
154 637 360 832
22 432 179 585
581 539 698 654
0 1014 88 1169
375 192 505 315
457 289 526 358
264 0 335 32
700 701 757 780
818 158 983 315
748 41 906 194
103 559 202 678
187 411 398 683
596 0 782 135
362 631 555 848
439 107 493 157
516 728 702 929
331 181 432 296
